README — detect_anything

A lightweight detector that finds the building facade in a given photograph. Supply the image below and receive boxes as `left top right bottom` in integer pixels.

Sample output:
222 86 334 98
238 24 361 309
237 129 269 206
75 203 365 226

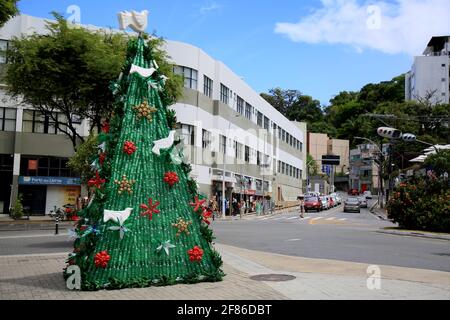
0 14 306 215
405 36 450 105
349 143 384 194
307 132 349 193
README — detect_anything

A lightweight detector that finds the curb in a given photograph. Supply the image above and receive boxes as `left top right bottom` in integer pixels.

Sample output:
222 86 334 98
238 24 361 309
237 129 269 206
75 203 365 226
376 229 450 241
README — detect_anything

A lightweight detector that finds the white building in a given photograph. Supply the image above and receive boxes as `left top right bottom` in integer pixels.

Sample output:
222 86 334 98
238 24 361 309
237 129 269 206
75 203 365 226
0 14 306 216
405 36 450 105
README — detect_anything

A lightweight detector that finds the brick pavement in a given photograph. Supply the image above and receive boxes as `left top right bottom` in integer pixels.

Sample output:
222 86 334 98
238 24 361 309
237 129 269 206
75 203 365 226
0 253 286 300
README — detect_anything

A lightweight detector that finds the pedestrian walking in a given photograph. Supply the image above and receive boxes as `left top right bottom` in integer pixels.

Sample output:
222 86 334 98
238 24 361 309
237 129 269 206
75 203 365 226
298 196 305 218
239 200 245 219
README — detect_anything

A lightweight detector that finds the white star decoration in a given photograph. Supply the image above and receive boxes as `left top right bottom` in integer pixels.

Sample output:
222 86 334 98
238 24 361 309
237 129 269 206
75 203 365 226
156 240 176 256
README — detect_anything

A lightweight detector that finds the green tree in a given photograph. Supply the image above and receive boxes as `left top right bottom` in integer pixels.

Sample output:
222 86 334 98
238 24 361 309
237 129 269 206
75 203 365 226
11 193 24 219
307 154 319 177
0 0 18 27
424 150 450 177
5 14 182 150
65 36 223 291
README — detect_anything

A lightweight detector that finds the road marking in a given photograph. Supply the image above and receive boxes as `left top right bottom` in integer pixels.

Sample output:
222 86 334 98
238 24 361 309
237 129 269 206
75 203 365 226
285 239 301 242
311 217 324 221
287 217 298 220
0 252 68 258
302 217 311 220
339 218 347 221
326 217 336 221
0 233 68 240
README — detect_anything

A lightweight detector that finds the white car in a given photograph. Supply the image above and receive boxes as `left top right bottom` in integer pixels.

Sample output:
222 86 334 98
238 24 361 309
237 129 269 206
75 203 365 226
358 196 368 208
363 191 372 199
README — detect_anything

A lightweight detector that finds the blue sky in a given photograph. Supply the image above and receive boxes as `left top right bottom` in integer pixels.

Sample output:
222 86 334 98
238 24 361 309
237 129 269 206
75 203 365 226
17 0 450 106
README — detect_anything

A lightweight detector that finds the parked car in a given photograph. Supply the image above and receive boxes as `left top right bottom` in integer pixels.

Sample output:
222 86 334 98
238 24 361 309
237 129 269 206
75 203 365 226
319 196 329 210
304 196 322 212
363 191 373 199
358 196 368 208
330 194 340 206
343 197 361 213
349 189 359 196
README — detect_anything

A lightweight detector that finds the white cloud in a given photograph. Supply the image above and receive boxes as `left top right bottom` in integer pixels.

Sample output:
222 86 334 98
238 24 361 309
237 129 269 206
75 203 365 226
200 2 222 14
275 0 450 56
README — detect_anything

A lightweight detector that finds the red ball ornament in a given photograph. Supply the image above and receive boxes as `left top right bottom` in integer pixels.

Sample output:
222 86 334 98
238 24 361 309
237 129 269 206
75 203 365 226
123 141 137 155
164 171 179 187
94 250 110 269
188 246 204 262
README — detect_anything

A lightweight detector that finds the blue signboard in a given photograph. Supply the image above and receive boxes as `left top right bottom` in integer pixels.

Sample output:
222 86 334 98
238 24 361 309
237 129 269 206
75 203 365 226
322 165 331 176
19 176 81 186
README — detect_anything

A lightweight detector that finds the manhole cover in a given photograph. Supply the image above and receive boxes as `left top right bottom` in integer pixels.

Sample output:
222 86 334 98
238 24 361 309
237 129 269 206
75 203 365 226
250 274 296 282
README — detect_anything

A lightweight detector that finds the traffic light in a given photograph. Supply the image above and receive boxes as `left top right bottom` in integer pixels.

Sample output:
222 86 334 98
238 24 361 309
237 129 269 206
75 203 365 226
402 133 417 142
377 127 402 139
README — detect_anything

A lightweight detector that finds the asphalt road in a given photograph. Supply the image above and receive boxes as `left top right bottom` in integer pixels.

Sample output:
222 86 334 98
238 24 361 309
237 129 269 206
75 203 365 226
0 198 449 272
211 201 450 272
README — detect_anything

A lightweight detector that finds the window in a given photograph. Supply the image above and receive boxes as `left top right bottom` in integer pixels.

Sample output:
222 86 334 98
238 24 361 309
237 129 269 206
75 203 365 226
237 96 244 115
202 129 211 149
220 135 227 154
264 155 270 167
245 103 252 120
282 130 286 142
20 156 77 177
300 169 303 178
0 40 8 64
203 75 213 98
0 108 16 131
257 111 263 127
263 181 269 191
235 141 243 159
22 110 65 134
300 142 303 152
264 116 269 130
282 162 285 175
220 83 230 105
179 123 195 145
173 66 198 90
273 123 277 134
278 160 281 173
278 127 282 139
257 151 261 166
245 146 250 163
256 179 262 191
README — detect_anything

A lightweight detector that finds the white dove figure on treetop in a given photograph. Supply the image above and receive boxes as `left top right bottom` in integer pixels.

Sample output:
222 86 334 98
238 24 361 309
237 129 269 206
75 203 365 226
152 131 177 156
118 10 149 33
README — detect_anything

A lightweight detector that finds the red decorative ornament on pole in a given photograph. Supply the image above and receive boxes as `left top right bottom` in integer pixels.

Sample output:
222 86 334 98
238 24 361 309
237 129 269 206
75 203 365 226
164 171 179 187
88 171 106 189
94 251 111 269
99 152 106 165
188 246 204 262
101 121 110 133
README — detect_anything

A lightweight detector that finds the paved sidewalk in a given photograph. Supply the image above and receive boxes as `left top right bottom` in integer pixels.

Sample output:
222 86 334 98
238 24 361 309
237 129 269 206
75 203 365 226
0 252 285 300
217 244 450 300
1 243 449 300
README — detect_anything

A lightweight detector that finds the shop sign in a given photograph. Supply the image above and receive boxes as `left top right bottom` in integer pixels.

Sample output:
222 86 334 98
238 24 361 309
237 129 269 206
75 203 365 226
19 176 81 186
245 190 256 195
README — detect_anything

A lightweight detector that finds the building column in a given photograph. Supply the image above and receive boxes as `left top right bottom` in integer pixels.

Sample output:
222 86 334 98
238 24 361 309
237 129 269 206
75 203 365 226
10 106 23 213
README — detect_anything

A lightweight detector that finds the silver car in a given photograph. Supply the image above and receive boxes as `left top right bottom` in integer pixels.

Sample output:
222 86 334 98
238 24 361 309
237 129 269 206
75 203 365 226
344 197 360 213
